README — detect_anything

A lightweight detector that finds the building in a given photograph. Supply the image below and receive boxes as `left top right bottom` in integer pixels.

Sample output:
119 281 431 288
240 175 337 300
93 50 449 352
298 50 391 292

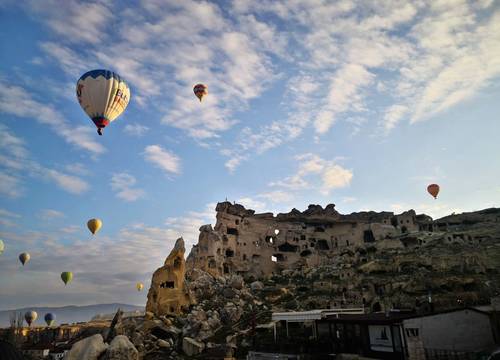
263 307 498 359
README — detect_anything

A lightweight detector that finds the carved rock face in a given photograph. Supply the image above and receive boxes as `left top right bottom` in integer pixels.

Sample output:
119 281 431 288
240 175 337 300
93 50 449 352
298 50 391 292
146 238 192 316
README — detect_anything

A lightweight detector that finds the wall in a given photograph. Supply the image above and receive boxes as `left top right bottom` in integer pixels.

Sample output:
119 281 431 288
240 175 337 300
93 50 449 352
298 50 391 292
402 309 495 351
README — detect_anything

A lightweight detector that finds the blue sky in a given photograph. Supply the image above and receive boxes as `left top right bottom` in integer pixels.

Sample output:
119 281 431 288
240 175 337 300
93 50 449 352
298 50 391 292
1 0 500 309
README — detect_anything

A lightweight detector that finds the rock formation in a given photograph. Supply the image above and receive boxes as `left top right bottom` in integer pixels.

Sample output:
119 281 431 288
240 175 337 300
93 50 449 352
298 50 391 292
146 237 192 316
186 202 500 311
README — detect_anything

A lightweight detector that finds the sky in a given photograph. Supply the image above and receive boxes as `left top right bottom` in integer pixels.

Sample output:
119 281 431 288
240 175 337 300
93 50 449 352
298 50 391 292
1 0 500 310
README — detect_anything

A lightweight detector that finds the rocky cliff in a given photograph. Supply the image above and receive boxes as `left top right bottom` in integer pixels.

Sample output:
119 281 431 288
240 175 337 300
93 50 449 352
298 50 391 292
185 203 500 312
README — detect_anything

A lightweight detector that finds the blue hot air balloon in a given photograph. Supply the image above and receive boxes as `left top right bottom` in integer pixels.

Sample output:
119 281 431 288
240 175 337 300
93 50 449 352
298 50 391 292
44 313 56 326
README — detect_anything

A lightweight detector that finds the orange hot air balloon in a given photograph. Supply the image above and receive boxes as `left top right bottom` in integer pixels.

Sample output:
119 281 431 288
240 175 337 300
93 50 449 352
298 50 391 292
427 184 440 199
193 84 208 102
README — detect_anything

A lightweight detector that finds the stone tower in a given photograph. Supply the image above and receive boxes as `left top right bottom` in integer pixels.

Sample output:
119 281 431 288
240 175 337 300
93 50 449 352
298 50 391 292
146 237 192 315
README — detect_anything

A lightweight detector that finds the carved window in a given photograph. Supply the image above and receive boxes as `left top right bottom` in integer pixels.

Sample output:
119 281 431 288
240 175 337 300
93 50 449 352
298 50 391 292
174 257 181 269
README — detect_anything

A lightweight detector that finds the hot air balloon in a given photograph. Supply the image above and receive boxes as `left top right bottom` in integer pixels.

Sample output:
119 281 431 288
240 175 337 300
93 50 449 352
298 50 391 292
19 252 30 266
25 311 37 327
44 313 56 326
427 184 440 199
76 69 131 135
0 240 4 255
61 272 73 285
87 218 102 235
193 84 208 102
136 282 144 291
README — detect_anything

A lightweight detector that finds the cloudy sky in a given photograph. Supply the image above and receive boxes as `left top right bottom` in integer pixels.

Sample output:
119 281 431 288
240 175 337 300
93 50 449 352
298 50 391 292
1 0 500 309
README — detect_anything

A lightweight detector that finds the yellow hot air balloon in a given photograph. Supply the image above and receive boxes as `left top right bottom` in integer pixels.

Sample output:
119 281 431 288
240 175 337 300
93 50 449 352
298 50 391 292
193 84 208 102
136 282 144 292
76 70 131 135
87 219 102 235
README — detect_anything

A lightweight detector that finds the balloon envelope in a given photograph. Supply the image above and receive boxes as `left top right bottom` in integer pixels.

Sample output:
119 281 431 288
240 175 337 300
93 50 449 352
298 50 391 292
136 282 144 291
19 252 30 266
44 313 56 326
25 311 37 326
87 219 102 235
76 70 130 135
0 240 4 254
427 184 440 199
61 272 73 285
193 84 208 102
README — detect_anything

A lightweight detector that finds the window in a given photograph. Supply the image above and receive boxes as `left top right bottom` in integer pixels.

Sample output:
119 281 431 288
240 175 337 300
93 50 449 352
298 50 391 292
227 228 238 235
316 240 330 250
300 235 306 240
174 258 181 269
225 249 234 257
235 219 239 225
160 281 175 289
405 328 419 337
363 230 375 243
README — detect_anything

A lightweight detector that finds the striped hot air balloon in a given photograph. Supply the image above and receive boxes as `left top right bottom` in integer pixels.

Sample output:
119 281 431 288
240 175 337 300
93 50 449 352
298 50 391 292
25 311 37 327
193 84 208 102
76 70 131 135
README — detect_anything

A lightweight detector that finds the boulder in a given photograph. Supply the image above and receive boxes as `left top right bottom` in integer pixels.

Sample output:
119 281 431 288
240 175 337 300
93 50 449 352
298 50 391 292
228 275 244 290
250 281 264 291
182 337 205 356
104 335 138 360
65 334 108 360
157 339 171 348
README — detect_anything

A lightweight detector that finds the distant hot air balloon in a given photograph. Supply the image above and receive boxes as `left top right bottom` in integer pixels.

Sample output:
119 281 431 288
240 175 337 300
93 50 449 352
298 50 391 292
0 240 4 255
19 252 30 266
25 311 37 327
136 282 144 292
427 184 440 199
44 313 56 326
61 272 73 285
87 219 102 235
76 70 131 135
193 84 208 102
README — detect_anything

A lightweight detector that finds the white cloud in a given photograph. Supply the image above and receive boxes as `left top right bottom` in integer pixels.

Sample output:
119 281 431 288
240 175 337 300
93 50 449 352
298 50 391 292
321 164 353 194
38 209 65 221
236 197 267 212
0 79 105 155
0 209 21 218
270 154 353 195
28 1 111 45
258 191 295 203
45 169 89 194
123 124 149 137
144 145 181 175
1 125 90 197
65 163 89 176
111 173 145 202
0 172 23 198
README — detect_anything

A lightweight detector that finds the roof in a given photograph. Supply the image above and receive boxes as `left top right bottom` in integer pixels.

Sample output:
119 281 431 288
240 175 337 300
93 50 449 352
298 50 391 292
272 308 365 322
321 307 491 325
